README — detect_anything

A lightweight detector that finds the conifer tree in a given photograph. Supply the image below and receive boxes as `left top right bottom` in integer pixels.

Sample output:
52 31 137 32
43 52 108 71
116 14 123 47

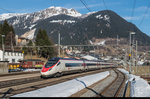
0 20 16 49
28 40 33 46
2 20 11 36
35 29 57 59
5 31 16 49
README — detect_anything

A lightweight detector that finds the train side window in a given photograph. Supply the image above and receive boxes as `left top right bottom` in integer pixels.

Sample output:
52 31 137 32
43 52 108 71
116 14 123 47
57 62 60 66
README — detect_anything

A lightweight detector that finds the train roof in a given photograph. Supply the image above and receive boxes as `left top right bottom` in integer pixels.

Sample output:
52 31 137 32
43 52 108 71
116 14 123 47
48 57 78 61
48 57 105 62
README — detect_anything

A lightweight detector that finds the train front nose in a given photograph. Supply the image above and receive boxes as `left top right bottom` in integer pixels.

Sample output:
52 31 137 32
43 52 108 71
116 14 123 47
41 71 49 76
41 67 49 76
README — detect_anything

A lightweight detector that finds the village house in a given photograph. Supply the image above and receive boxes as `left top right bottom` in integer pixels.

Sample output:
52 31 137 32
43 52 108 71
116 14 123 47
16 35 30 46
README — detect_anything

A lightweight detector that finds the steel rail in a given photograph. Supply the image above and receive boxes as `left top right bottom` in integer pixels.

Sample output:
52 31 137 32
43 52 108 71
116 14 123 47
0 68 112 98
97 69 126 97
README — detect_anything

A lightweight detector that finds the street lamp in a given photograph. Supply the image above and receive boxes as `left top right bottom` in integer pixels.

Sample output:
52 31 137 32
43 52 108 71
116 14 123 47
1 35 5 61
129 32 135 74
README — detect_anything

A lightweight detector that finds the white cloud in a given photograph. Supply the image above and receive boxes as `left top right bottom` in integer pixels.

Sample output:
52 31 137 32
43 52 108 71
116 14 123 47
125 6 150 12
123 13 150 21
64 2 121 10
123 16 140 20
11 8 42 13
69 3 103 10
135 6 150 12
142 14 150 17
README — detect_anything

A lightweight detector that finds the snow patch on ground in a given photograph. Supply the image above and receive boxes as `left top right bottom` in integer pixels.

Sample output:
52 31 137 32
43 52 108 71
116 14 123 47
29 24 36 30
96 14 103 19
104 15 110 22
50 20 76 24
96 14 110 23
21 28 36 40
117 68 150 97
89 40 105 45
96 40 105 45
12 71 109 97
81 55 98 60
23 69 41 72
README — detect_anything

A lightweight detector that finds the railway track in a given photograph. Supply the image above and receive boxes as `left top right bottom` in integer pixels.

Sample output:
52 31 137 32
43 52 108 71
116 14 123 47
98 69 126 97
70 68 127 97
0 72 41 89
0 68 111 98
0 70 40 77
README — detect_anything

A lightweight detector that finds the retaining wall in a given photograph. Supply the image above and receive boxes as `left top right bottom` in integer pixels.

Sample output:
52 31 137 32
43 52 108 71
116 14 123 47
0 61 9 74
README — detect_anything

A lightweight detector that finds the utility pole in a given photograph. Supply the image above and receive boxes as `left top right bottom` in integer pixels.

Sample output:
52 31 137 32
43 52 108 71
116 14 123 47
38 47 40 58
11 32 14 52
117 35 119 66
129 32 135 74
132 35 135 74
117 35 118 47
58 33 60 57
1 35 5 61
124 47 128 69
135 40 138 74
129 33 132 74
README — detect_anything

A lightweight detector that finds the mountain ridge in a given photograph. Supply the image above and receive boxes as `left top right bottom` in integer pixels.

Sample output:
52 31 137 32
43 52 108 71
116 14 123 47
0 6 150 45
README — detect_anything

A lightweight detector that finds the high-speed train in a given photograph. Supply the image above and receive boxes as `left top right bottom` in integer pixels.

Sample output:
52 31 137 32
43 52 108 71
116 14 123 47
40 57 114 78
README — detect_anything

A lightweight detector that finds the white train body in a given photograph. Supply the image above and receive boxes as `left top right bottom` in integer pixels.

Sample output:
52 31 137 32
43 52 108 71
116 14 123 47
41 57 114 78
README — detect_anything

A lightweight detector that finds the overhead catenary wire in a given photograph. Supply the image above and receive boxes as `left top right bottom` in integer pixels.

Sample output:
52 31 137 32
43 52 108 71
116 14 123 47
129 0 137 75
0 7 20 24
80 0 91 12
102 0 108 11
12 45 105 48
138 2 150 27
130 0 136 32
80 0 101 55
81 0 88 8
100 0 114 36
79 0 111 55
79 0 91 46
0 7 14 13
131 0 136 22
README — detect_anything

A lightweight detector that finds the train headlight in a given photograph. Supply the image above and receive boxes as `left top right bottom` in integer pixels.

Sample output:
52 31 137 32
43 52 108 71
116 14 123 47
49 68 52 71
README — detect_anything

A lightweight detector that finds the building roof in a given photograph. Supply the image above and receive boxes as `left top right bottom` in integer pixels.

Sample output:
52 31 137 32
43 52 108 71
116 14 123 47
81 55 98 60
0 48 23 53
19 59 44 62
18 37 29 40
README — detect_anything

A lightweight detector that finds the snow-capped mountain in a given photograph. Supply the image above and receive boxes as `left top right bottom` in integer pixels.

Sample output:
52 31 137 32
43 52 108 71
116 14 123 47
0 6 81 23
0 6 82 36
0 13 26 21
0 7 150 45
81 11 97 18
20 6 82 24
46 6 82 17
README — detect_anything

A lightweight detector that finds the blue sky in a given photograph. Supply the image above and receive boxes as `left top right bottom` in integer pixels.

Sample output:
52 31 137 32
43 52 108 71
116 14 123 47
0 0 150 36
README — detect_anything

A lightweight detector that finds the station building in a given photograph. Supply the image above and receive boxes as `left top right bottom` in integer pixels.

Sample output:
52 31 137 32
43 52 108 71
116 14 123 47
0 49 24 63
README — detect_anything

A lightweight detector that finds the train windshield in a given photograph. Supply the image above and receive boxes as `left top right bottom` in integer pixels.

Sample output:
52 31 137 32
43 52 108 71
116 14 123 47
45 61 58 68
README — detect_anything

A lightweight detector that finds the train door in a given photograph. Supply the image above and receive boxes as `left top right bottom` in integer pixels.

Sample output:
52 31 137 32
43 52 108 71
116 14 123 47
82 60 87 70
54 60 64 73
83 60 86 69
